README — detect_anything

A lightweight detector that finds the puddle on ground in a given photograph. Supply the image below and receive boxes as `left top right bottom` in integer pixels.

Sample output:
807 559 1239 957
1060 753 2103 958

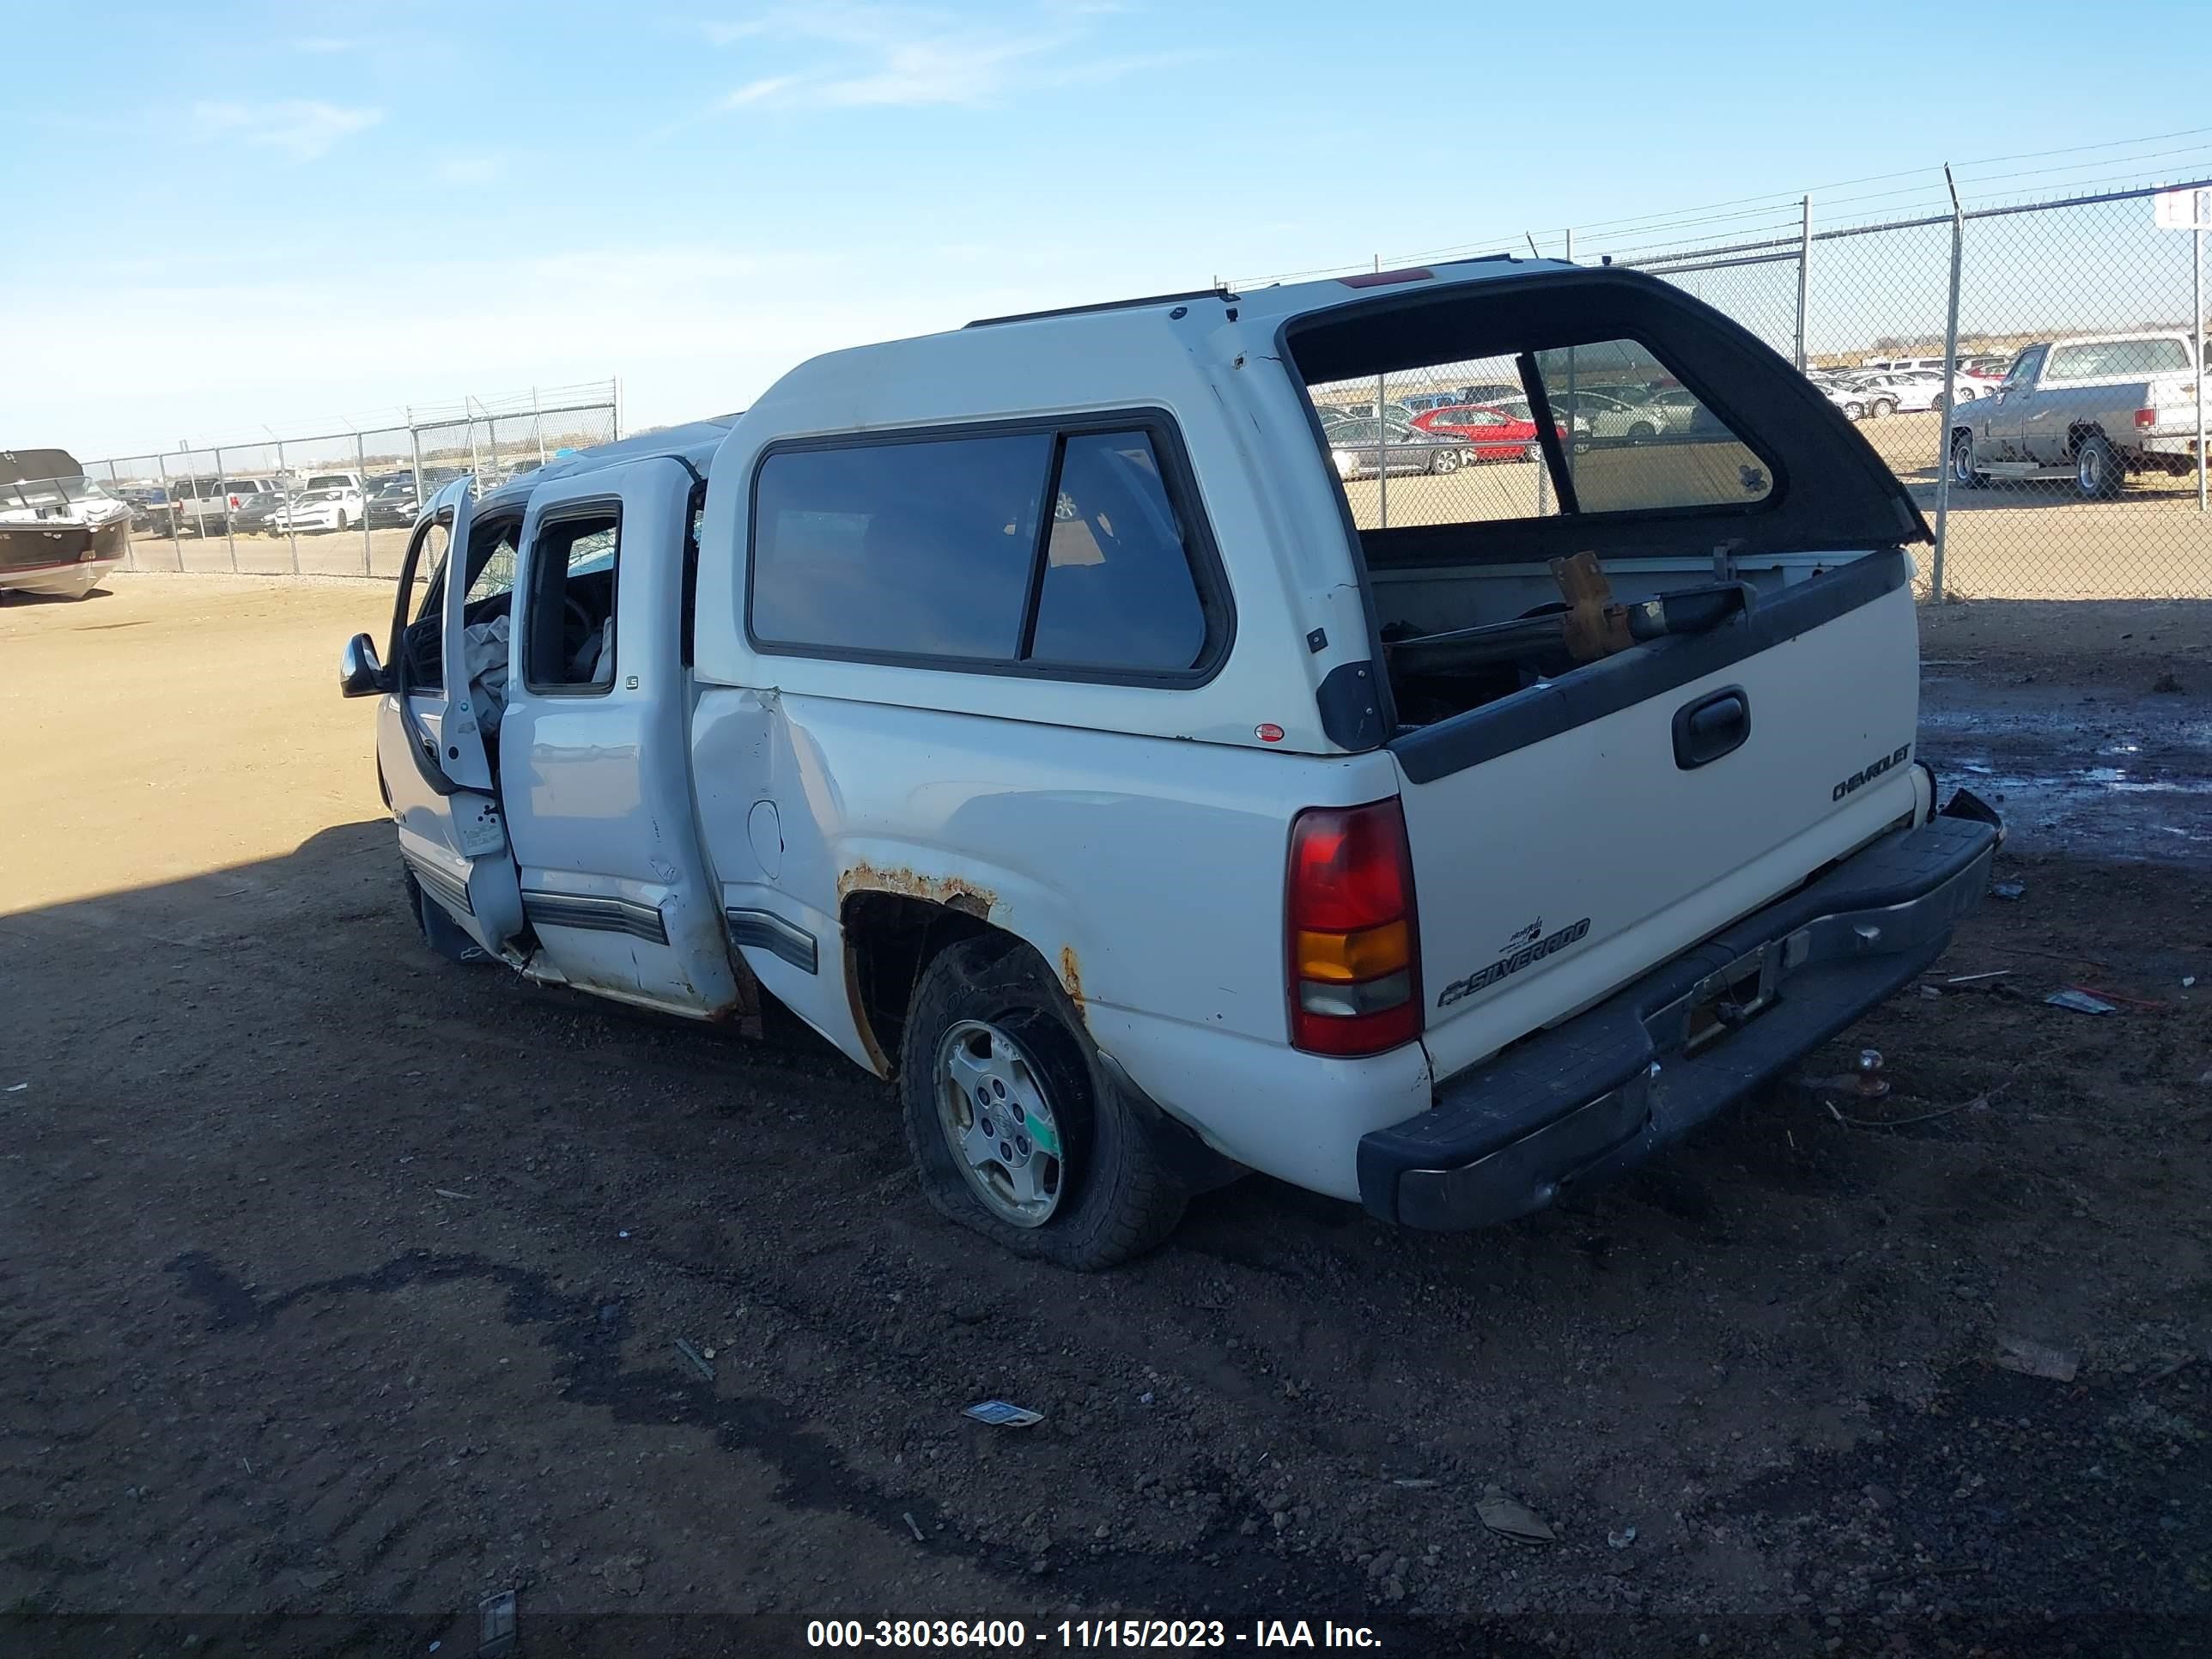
1921 687 2212 865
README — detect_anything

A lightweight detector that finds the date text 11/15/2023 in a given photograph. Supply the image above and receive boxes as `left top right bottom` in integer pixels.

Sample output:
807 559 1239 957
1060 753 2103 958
805 1618 1384 1649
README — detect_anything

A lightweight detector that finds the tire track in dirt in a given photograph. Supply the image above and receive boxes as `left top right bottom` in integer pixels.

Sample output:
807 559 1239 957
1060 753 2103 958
163 1249 1505 1647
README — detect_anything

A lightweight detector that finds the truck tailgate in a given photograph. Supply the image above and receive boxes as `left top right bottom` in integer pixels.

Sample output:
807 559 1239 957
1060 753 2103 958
1395 554 1923 1084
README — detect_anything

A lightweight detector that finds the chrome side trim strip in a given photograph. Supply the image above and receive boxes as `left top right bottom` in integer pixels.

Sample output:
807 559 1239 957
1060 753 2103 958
405 851 474 917
725 908 818 975
522 890 669 945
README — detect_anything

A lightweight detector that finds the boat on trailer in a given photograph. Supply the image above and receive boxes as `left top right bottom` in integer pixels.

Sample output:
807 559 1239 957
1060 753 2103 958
2 448 131 599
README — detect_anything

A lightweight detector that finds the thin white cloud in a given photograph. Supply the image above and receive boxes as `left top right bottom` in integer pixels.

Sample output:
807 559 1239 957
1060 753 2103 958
722 76 800 107
433 153 508 186
705 3 1194 112
191 100 382 161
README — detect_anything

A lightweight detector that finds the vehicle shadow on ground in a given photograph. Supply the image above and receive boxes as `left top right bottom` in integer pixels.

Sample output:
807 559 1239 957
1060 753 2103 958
0 584 116 607
5 820 2209 1644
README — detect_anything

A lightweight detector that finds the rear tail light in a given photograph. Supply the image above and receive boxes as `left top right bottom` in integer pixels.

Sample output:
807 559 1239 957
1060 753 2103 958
1286 799 1421 1056
2135 406 2158 430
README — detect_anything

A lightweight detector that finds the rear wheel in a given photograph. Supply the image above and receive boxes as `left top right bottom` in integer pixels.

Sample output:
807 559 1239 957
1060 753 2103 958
1626 420 1656 440
2074 434 2124 501
1522 442 1543 464
1949 428 1987 488
900 936 1184 1269
1870 398 1896 419
1429 447 1461 474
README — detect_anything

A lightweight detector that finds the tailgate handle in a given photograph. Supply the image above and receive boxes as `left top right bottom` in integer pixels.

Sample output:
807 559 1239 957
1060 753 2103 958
1673 686 1750 769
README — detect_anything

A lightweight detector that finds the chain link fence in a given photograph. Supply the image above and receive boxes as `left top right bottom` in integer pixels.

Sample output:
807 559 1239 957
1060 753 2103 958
1254 178 2212 602
86 382 617 581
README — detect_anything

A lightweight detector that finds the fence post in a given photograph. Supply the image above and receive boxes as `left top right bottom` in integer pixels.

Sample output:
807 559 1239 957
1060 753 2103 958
1930 167 1966 606
212 445 238 571
356 432 372 576
1794 195 1812 371
534 386 548 468
478 395 501 489
2193 191 2206 514
275 438 299 575
154 451 180 561
407 406 425 505
1564 227 1573 264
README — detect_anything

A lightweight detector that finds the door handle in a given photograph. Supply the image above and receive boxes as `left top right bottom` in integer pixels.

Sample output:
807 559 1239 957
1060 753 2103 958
1674 686 1750 769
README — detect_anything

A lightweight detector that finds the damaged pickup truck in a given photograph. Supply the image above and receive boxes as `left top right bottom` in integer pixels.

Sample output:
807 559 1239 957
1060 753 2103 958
340 258 1999 1267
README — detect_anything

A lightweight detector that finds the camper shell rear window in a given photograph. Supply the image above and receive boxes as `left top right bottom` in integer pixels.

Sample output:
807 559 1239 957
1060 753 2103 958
1281 266 1927 571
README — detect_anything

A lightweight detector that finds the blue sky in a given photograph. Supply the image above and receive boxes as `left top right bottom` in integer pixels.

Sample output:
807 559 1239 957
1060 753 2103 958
5 0 2207 457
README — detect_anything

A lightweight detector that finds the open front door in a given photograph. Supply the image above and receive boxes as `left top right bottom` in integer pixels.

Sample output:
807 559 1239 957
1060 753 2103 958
376 476 526 957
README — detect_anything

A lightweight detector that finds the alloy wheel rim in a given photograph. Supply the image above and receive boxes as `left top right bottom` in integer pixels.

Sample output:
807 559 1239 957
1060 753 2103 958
934 1019 1065 1228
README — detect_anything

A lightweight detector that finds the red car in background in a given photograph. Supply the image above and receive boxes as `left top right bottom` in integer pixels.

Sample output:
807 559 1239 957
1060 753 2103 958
1410 400 1561 463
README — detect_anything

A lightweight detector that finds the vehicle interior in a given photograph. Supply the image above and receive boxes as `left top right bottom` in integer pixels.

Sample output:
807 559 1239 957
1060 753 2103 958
1285 269 1928 732
393 507 618 773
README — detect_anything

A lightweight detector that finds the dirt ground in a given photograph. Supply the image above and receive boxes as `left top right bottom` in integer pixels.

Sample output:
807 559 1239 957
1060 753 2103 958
3 575 2210 1657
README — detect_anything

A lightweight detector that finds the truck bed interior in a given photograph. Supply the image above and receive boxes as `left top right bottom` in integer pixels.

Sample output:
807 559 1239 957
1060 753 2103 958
1282 266 1929 734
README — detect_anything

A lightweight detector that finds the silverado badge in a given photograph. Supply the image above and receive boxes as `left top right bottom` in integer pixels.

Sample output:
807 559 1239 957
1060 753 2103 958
1437 916 1593 1009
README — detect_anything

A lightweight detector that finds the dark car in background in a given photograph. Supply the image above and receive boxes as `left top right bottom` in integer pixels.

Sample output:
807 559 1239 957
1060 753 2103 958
114 486 175 532
365 476 422 528
1323 418 1470 480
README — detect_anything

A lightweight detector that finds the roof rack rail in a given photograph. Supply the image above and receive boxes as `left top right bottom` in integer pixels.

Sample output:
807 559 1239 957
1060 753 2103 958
964 286 1237 330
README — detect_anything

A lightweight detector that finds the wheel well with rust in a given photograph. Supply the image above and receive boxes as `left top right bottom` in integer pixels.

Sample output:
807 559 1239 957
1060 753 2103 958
841 892 1246 1194
841 891 1000 1078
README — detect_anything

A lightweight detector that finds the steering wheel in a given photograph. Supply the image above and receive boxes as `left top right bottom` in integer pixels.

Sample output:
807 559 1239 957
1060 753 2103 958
562 594 593 653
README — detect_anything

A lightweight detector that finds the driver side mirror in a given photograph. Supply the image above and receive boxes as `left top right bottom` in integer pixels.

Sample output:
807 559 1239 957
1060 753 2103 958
339 632 389 698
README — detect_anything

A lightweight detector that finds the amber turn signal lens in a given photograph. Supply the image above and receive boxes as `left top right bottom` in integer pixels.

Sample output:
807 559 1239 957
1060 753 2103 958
1294 920 1411 983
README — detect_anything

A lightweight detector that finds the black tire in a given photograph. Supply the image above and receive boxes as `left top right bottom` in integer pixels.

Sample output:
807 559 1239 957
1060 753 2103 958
1626 421 1657 440
1429 447 1461 475
899 936 1185 1269
402 863 489 963
1522 442 1543 464
1870 398 1895 420
1949 429 1987 488
2074 434 2124 501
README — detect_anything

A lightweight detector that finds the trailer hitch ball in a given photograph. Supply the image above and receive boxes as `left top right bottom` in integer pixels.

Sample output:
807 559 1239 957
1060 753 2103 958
1856 1048 1890 1100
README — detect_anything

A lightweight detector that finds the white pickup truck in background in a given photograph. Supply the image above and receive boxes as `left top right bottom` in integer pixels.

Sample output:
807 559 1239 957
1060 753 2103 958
1948 331 2209 497
339 258 1999 1267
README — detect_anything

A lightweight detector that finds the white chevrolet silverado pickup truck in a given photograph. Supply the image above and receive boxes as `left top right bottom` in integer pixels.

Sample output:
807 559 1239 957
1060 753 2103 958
339 258 1999 1268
